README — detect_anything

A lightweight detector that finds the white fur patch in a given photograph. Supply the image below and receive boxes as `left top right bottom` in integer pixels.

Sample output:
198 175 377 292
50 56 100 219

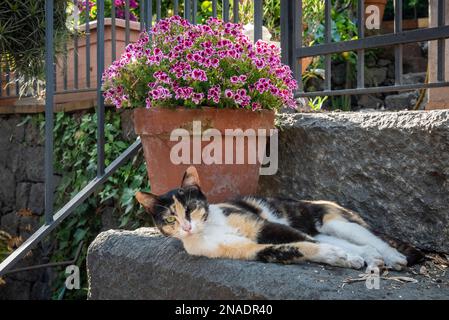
318 220 407 270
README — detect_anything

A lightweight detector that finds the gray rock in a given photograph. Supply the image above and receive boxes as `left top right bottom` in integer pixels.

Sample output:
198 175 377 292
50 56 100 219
23 147 45 182
87 228 449 300
0 211 19 236
377 59 391 67
365 67 388 86
385 91 418 110
357 95 383 109
15 182 31 210
0 166 15 209
28 183 45 215
402 72 427 85
259 111 449 253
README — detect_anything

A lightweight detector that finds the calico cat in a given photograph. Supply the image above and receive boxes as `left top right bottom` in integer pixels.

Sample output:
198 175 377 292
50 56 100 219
136 166 424 270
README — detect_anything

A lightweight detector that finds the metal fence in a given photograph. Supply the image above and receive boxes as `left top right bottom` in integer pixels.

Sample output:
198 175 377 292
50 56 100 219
1 0 449 276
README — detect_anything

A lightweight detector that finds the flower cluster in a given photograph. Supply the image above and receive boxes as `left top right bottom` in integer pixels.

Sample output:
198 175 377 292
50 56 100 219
102 15 298 111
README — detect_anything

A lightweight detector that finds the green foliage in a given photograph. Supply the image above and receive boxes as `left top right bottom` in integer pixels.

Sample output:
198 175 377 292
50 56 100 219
384 0 429 20
34 110 150 299
0 0 70 88
307 96 328 111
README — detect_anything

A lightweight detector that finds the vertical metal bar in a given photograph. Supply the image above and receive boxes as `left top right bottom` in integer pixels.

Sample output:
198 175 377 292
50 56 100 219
254 0 263 41
146 0 152 31
437 0 446 82
85 0 91 88
63 41 68 90
6 68 10 96
112 0 116 61
15 74 20 96
357 0 364 88
212 0 217 17
280 0 289 65
174 0 179 16
223 0 229 22
74 0 79 89
294 0 302 90
125 0 130 45
156 0 161 21
394 0 403 85
140 0 145 31
0 61 2 97
233 0 238 23
184 0 191 22
192 0 197 24
97 0 105 177
44 0 54 224
324 0 331 91
53 62 57 92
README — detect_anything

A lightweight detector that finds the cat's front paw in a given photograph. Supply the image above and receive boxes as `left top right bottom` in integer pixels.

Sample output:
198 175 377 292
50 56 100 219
317 244 364 269
383 249 407 271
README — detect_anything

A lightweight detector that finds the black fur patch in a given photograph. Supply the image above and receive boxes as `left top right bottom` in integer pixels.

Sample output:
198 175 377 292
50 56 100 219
257 245 304 263
257 222 313 244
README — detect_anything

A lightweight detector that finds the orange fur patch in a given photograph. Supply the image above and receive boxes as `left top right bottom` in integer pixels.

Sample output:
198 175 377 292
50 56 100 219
216 242 269 260
227 214 262 240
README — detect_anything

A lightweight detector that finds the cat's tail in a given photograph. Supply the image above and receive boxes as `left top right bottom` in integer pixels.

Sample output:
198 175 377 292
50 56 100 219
374 231 425 266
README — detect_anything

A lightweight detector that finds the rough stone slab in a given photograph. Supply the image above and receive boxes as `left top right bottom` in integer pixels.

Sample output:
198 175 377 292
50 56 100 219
259 110 449 253
87 228 449 300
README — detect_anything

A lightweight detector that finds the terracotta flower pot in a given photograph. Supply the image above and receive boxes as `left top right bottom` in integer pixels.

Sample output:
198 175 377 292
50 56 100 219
133 107 275 203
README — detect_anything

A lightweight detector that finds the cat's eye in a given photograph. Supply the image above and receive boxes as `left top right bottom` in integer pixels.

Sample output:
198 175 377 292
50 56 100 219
164 216 176 224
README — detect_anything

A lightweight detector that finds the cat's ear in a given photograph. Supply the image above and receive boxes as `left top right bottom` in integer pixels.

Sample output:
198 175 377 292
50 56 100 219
135 191 159 214
181 166 201 189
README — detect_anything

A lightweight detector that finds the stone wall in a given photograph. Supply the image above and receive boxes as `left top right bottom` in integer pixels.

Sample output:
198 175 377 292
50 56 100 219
0 114 51 299
259 110 449 253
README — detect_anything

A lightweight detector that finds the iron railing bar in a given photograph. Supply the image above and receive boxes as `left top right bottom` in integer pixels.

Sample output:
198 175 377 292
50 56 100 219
157 0 161 21
0 139 142 276
324 0 331 91
85 0 91 88
296 25 449 57
0 60 2 97
192 0 197 24
44 0 54 225
437 0 446 82
125 0 130 45
295 81 449 97
147 0 153 30
296 0 303 91
63 41 68 91
357 0 364 88
254 0 263 42
223 0 229 22
394 0 403 85
16 73 20 96
74 1 79 90
233 0 238 23
6 69 10 96
97 0 105 177
112 0 116 61
2 241 84 275
174 0 179 16
184 0 191 22
212 0 217 17
140 0 145 31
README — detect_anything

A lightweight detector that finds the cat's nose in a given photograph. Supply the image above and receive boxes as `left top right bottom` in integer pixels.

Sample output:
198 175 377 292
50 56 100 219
182 222 192 232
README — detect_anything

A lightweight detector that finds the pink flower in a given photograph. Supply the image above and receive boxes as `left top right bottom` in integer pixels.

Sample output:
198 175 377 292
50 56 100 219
224 89 234 99
191 69 207 81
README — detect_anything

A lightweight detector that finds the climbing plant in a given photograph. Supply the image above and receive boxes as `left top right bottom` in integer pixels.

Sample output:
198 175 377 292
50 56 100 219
31 110 150 299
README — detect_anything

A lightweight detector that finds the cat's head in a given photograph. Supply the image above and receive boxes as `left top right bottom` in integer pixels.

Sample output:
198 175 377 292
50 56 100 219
135 166 208 239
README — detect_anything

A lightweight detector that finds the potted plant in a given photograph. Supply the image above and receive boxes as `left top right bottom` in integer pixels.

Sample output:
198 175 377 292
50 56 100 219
102 16 298 202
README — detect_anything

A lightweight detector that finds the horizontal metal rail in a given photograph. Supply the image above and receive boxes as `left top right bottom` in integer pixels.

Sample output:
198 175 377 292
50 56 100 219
0 138 142 276
297 25 449 58
296 81 449 97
